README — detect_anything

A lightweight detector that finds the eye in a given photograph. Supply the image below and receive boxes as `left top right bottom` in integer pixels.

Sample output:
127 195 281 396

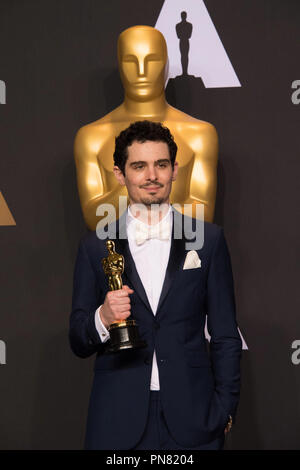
122 55 137 63
133 165 144 170
157 162 169 168
146 54 163 62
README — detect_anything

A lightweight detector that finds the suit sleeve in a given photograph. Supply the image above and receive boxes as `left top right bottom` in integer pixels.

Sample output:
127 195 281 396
69 238 106 358
205 228 242 421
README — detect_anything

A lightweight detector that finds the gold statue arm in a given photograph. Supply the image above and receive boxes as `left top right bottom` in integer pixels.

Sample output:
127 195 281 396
74 127 127 230
182 123 218 222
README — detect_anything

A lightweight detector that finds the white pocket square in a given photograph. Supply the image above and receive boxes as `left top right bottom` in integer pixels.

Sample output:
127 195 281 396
183 250 201 270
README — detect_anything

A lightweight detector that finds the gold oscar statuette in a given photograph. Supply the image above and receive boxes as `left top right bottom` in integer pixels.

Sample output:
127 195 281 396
101 240 146 353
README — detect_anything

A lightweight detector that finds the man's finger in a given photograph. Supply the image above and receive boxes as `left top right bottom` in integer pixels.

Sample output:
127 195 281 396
123 285 134 293
111 289 132 298
117 304 131 313
111 297 130 305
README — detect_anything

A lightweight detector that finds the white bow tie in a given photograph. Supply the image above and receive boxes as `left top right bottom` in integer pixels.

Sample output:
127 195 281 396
134 219 171 246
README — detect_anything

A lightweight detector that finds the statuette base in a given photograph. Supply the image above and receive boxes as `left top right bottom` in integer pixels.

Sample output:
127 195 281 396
107 319 146 353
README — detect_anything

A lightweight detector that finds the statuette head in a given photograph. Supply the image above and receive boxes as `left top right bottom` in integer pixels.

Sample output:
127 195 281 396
117 25 168 102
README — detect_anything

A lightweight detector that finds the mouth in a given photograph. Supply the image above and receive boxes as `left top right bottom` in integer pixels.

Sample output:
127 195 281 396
143 186 161 191
133 81 151 87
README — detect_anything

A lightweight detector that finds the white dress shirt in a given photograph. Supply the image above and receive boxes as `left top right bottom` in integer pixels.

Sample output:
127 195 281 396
95 205 173 390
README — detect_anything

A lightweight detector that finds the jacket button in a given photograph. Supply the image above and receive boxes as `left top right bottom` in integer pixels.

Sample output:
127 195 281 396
144 358 151 365
154 320 160 330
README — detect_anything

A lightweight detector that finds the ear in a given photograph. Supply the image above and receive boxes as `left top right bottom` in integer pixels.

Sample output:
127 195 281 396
113 166 126 186
171 161 179 181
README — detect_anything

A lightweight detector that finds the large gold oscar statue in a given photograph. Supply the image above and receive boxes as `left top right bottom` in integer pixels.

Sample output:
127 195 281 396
74 25 218 230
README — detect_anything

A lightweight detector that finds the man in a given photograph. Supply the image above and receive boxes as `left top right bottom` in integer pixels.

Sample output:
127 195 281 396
69 121 242 450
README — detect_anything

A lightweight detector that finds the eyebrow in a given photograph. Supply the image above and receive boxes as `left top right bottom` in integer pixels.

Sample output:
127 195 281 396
123 53 162 61
129 159 171 167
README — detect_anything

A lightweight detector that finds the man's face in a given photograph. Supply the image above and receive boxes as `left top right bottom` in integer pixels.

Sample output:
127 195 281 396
114 140 178 207
118 28 167 102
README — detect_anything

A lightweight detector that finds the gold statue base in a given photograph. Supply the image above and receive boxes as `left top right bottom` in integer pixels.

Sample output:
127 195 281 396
107 319 147 353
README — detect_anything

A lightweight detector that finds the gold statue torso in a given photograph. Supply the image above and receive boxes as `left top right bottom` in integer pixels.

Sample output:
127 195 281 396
74 26 218 230
101 241 124 291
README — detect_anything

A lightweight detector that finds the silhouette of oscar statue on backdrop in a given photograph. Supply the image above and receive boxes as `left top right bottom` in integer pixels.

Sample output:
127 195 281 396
166 12 205 115
176 11 193 77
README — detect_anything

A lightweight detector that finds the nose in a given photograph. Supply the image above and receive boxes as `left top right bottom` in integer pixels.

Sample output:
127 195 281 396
137 58 146 77
145 165 157 181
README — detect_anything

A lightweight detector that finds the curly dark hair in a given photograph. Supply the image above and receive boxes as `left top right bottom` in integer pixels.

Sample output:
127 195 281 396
113 120 177 175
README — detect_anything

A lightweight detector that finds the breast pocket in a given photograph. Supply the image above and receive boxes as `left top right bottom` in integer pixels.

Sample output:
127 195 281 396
177 267 206 295
180 267 204 278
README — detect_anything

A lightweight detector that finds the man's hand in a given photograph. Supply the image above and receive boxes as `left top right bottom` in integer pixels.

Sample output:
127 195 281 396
100 285 134 329
224 415 233 435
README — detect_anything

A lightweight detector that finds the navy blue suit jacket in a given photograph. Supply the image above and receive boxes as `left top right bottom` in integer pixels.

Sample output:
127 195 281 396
69 209 242 450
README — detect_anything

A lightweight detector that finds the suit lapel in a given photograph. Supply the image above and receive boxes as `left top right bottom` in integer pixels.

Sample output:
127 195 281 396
156 209 187 317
